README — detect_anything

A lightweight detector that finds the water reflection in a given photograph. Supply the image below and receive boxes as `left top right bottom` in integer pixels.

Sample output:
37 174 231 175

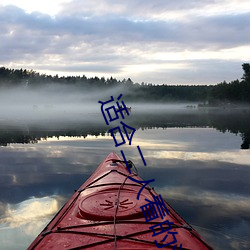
0 108 250 249
0 196 63 250
0 108 250 149
0 196 59 228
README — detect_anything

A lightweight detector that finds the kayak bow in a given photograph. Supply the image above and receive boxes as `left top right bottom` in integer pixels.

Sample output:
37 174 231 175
28 152 213 249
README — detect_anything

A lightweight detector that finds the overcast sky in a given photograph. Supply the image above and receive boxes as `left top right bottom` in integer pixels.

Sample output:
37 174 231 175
0 0 250 85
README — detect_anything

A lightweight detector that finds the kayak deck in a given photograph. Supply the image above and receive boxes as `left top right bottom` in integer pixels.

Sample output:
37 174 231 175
28 152 213 249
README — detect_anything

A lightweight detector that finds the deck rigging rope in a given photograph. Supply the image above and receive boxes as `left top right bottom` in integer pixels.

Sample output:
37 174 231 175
113 168 138 249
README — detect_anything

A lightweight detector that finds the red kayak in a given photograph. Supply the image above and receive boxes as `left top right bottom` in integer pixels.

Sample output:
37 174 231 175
28 152 213 249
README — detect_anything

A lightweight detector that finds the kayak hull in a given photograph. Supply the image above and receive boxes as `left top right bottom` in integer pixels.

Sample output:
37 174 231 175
28 152 213 249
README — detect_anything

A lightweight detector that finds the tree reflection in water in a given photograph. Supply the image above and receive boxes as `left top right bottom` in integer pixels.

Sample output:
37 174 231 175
0 108 250 149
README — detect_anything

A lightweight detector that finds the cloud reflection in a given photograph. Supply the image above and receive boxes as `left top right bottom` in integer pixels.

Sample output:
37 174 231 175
0 126 249 249
0 196 62 249
151 150 250 167
158 187 250 249
0 196 59 229
159 186 250 216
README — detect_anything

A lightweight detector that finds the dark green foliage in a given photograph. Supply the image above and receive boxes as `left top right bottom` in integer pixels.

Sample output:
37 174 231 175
242 63 250 82
209 63 250 104
0 63 250 104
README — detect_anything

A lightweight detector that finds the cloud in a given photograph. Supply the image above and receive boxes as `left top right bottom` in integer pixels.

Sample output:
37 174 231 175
0 1 250 84
3 4 249 48
58 0 245 19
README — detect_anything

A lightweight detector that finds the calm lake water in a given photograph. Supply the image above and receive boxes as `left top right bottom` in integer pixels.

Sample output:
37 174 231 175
0 104 250 249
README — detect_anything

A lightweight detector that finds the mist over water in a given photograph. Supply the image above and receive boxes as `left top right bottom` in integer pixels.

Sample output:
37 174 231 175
0 85 99 122
0 84 250 249
0 84 250 149
0 84 197 124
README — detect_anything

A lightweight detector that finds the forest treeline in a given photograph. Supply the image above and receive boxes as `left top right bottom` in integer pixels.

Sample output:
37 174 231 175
0 63 249 104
